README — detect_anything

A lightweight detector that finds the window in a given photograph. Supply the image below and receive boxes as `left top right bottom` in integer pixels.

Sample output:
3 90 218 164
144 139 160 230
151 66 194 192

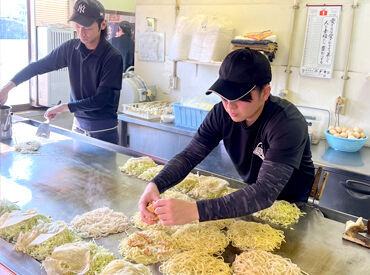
0 0 29 105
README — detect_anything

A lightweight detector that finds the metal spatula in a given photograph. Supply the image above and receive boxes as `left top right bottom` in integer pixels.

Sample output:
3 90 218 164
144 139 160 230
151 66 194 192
36 100 61 139
36 119 51 139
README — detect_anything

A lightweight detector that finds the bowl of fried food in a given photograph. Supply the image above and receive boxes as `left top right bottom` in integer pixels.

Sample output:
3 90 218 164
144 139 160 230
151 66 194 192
325 126 367 152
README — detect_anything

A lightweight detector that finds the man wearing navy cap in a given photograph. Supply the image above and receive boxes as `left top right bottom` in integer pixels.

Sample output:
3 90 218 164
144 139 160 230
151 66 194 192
139 48 315 225
0 0 123 144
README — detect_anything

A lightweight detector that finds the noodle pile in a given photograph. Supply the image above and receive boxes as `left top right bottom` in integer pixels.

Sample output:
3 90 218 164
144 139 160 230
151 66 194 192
253 200 305 229
227 220 285 251
119 230 178 264
101 259 152 275
14 140 41 154
172 223 229 255
119 157 157 176
201 218 235 230
160 251 232 275
232 249 304 275
70 207 130 238
131 212 178 235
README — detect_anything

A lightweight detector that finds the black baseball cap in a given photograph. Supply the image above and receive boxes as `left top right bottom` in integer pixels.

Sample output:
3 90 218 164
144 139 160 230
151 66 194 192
69 0 105 27
206 48 272 101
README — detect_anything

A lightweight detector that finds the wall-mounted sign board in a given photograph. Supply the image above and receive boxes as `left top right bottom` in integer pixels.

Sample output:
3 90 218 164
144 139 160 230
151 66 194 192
300 5 342 79
137 32 165 63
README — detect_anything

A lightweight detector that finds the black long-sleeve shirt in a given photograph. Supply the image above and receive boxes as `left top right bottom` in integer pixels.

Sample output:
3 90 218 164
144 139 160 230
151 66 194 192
152 96 315 221
11 37 123 125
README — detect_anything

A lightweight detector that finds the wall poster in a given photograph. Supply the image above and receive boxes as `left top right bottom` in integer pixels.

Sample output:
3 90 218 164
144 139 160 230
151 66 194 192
300 5 341 79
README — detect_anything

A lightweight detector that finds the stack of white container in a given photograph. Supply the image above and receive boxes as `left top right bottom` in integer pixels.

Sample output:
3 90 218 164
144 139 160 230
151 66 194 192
168 15 234 63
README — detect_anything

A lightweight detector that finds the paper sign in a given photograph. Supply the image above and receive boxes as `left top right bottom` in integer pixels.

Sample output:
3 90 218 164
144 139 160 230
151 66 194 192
300 6 341 78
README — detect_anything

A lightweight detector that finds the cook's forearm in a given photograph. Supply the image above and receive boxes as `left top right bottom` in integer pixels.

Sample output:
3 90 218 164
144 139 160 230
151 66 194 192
152 138 215 193
196 160 293 221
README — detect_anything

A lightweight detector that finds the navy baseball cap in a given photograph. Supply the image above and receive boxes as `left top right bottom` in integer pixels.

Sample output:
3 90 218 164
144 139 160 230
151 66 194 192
69 0 105 27
206 48 272 101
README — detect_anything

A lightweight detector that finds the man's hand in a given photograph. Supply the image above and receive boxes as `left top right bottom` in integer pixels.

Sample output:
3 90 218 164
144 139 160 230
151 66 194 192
44 103 69 120
138 182 160 224
0 82 16 105
153 198 199 226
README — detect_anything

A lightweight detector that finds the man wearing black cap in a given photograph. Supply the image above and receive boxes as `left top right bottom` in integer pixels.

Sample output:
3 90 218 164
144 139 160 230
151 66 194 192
109 21 135 73
0 0 123 144
139 48 315 225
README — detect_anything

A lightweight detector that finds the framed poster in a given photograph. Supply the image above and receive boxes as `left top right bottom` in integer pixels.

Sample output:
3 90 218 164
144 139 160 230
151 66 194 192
300 5 341 79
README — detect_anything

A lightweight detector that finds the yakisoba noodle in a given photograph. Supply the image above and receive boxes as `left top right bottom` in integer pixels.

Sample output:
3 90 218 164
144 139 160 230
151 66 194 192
160 251 232 275
172 223 229 255
253 200 305 229
160 189 194 202
119 229 178 264
227 220 285 251
201 218 235 230
101 259 152 275
188 176 229 199
70 207 130 239
119 157 157 176
138 165 164 181
130 212 178 235
232 249 305 275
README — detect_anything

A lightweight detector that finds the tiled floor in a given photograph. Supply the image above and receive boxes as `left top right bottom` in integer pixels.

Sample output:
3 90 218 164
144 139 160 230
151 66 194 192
15 109 74 130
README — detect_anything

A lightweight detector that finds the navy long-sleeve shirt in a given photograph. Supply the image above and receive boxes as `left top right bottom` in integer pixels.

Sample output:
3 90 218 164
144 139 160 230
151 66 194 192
11 37 123 125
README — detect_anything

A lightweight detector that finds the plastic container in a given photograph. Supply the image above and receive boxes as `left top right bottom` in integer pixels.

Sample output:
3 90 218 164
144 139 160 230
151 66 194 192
172 102 209 130
324 130 368 152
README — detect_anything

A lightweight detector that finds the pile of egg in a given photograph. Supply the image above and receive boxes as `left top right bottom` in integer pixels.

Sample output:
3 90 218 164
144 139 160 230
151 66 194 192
327 126 366 139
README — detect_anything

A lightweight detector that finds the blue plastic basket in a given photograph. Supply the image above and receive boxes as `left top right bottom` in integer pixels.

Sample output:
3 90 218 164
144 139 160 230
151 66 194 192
324 130 368 152
172 102 209 130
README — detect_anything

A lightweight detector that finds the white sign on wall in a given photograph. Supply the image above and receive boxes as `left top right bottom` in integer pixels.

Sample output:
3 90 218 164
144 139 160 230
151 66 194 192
137 32 165 63
300 5 341 79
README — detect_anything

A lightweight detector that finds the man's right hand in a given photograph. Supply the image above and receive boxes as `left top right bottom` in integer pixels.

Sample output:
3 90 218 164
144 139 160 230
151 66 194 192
0 82 16 105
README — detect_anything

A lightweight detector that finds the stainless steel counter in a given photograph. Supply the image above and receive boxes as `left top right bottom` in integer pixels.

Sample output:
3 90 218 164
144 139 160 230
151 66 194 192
1 119 369 275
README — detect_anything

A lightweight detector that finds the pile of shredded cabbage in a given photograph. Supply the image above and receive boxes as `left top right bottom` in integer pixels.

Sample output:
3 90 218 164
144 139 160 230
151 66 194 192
138 165 164 181
42 241 115 275
15 221 80 261
188 176 229 199
86 242 116 275
0 209 50 243
0 199 20 216
160 189 194 202
173 173 200 193
119 157 157 176
253 200 305 229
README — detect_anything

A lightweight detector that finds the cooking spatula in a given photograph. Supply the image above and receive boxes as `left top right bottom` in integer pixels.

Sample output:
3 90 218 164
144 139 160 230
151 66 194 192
36 100 61 139
36 118 51 138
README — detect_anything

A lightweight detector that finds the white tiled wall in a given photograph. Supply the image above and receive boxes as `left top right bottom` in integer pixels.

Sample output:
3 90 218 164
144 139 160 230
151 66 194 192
135 0 370 145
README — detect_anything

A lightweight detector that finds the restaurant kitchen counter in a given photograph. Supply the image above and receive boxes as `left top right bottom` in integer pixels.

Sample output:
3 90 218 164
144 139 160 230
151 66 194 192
118 114 370 177
1 118 369 275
